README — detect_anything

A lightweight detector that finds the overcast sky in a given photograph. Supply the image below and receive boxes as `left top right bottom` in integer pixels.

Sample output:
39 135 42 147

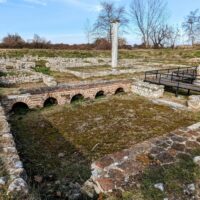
0 0 199 44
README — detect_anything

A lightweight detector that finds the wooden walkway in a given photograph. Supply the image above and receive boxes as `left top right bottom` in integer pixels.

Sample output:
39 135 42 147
144 66 200 96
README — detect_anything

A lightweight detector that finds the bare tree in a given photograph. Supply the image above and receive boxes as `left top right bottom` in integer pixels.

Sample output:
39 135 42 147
93 1 129 43
150 25 170 48
130 0 168 48
182 9 200 46
2 33 25 48
167 26 180 49
83 18 93 44
32 34 51 48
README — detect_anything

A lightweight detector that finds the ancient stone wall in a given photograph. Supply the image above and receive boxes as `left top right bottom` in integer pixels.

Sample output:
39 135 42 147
84 122 200 198
1 80 132 113
0 71 57 87
0 104 28 197
64 65 157 79
46 57 111 70
0 73 43 86
131 81 164 98
0 57 36 72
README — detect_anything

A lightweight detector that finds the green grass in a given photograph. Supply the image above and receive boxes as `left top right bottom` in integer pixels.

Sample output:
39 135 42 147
0 48 200 61
0 49 111 58
0 71 18 77
0 71 7 77
193 51 200 58
141 152 200 200
33 60 51 75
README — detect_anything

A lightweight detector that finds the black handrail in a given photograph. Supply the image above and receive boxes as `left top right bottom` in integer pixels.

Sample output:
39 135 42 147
144 66 199 96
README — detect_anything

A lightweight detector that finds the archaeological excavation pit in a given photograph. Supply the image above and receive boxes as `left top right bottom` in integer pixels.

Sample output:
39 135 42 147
8 94 200 199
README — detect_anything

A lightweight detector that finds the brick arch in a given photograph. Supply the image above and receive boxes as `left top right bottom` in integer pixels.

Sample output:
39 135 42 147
114 87 125 95
43 97 58 107
95 90 105 99
43 93 64 106
10 97 32 112
70 93 85 103
10 102 30 113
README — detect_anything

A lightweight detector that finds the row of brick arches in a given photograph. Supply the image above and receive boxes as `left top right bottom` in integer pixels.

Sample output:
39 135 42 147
11 87 125 114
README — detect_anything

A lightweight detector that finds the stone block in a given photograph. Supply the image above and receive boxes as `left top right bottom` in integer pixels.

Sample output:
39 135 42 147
131 81 164 99
187 95 200 110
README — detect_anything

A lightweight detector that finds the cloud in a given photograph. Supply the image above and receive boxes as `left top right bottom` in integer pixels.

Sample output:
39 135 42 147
0 0 7 3
58 0 102 12
22 0 120 11
23 0 47 6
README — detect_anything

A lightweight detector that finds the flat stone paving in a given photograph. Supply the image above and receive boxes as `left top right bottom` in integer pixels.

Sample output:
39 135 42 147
90 123 200 194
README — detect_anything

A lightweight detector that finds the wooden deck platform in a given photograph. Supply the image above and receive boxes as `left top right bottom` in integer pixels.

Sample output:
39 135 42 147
144 66 200 96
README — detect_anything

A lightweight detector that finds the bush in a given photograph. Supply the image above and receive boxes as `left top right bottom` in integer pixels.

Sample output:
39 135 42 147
33 60 51 75
94 38 111 50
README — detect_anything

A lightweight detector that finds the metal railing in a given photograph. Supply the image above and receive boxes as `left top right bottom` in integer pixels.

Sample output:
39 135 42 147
144 66 199 96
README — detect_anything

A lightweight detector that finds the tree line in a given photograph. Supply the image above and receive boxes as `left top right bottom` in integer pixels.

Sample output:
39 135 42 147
86 0 200 49
1 0 200 49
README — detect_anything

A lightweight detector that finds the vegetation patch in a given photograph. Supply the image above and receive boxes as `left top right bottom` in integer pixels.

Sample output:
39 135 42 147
193 51 200 58
0 71 18 77
33 60 51 75
0 71 7 77
0 49 110 58
140 150 200 200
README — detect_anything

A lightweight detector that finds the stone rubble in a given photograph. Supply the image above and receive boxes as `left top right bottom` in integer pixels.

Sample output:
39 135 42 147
153 99 187 110
0 103 28 197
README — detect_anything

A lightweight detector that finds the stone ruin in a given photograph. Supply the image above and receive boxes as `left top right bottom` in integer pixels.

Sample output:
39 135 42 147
0 103 28 197
1 55 200 198
0 56 57 87
131 81 164 99
83 122 200 199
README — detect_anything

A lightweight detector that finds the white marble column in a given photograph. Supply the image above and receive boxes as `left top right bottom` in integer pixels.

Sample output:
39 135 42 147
111 20 119 69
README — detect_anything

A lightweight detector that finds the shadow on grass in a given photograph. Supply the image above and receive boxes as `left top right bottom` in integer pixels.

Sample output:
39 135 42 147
9 110 91 200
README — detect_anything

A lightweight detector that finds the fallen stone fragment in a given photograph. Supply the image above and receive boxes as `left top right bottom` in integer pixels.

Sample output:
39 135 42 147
193 156 200 166
154 183 164 192
7 178 29 196
81 180 97 199
34 175 43 183
187 183 195 192
58 153 65 158
0 177 6 186
184 183 196 196
187 95 200 110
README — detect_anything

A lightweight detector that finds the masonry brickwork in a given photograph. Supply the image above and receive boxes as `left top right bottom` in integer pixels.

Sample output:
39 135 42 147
1 80 132 113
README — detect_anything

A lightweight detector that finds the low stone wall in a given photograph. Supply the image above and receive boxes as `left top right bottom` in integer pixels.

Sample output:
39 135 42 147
0 104 28 197
64 65 158 79
42 75 57 87
187 95 200 110
0 57 35 71
83 122 200 198
0 74 43 86
0 71 57 87
131 81 164 98
46 57 111 70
